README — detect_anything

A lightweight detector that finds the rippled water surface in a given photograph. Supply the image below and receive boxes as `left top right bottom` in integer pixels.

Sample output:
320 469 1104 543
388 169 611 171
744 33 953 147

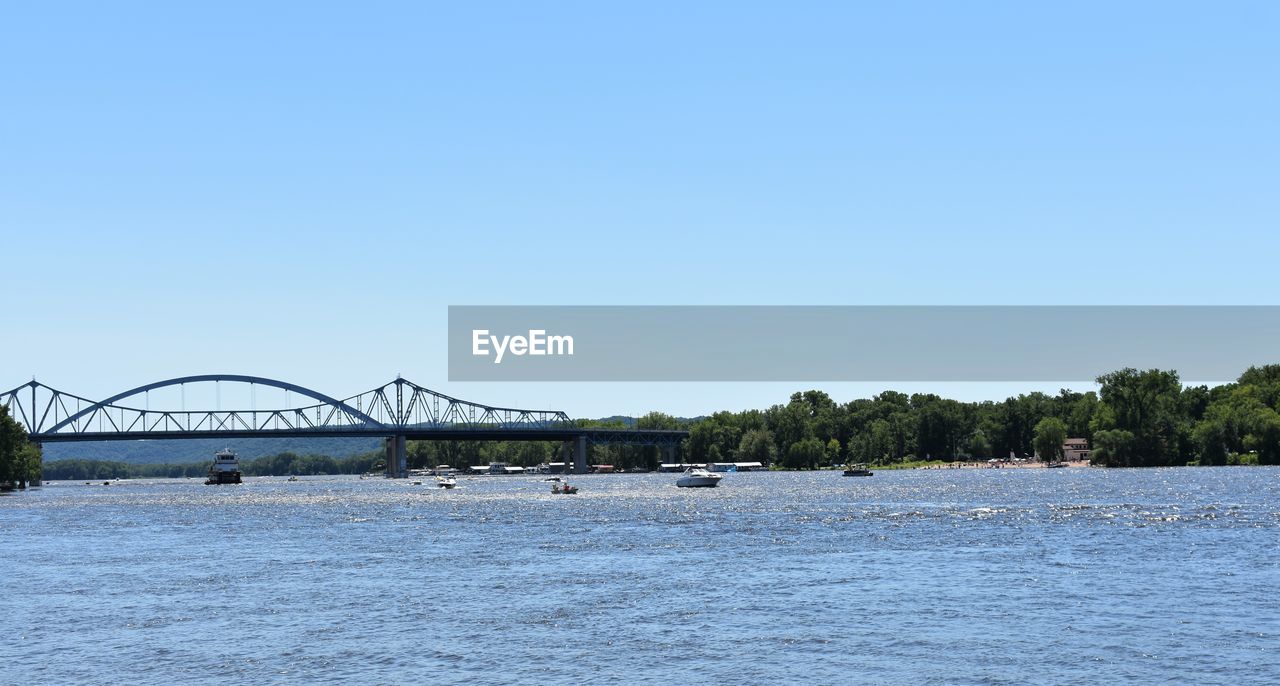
4 468 1279 685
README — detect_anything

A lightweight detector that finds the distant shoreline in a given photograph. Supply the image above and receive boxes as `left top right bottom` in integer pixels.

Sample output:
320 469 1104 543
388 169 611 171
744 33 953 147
875 459 1093 471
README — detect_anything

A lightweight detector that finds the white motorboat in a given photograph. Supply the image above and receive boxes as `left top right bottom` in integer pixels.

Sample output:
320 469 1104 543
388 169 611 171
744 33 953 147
676 467 723 488
436 476 457 489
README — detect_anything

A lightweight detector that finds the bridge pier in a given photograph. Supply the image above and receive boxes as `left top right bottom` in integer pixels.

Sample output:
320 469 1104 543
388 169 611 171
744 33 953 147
385 435 407 478
573 435 588 474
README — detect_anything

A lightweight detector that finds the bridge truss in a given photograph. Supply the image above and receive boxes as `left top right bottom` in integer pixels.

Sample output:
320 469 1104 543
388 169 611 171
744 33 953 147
1 375 686 475
1 375 571 440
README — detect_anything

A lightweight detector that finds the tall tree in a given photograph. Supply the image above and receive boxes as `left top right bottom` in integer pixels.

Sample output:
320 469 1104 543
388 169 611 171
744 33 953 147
0 406 43 487
783 437 825 470
1091 429 1136 467
1094 368 1186 466
966 428 993 458
1033 417 1067 463
737 429 777 466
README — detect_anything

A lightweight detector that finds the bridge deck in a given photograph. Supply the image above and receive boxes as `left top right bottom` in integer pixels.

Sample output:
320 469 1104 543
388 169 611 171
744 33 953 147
30 427 687 445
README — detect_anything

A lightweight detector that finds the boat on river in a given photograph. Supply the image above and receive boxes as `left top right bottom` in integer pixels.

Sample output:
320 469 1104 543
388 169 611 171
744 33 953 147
436 476 457 489
842 463 873 477
551 482 578 494
676 467 723 488
205 449 242 485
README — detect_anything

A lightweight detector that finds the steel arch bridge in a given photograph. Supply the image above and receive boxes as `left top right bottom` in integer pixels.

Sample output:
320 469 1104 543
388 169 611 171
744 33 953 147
2 375 686 475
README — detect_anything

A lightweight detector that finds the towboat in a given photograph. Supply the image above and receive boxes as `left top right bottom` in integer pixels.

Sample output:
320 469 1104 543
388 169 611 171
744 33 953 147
676 467 723 488
205 449 242 485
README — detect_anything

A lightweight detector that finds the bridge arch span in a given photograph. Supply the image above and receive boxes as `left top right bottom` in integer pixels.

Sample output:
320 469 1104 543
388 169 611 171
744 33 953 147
45 374 386 434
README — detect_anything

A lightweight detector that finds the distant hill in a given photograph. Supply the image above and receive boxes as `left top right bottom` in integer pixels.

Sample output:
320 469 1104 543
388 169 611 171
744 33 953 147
589 416 703 427
592 416 639 427
42 437 382 465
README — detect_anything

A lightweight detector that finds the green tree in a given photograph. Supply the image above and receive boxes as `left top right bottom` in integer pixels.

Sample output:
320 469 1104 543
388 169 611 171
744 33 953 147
1242 407 1280 465
825 438 842 466
1238 364 1280 409
1192 418 1229 466
1065 391 1100 440
1091 429 1135 467
636 411 681 430
966 428 993 458
912 395 969 460
782 437 825 470
1033 417 1067 463
1191 384 1280 465
684 413 742 464
1 405 43 487
1094 368 1186 466
737 429 776 466
766 399 813 453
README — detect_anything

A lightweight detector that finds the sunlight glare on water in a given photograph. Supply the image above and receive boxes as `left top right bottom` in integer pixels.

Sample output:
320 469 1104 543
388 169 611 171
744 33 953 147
3 468 1278 685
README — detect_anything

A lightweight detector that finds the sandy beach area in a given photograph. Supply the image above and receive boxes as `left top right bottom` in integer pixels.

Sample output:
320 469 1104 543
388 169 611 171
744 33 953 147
917 460 1092 469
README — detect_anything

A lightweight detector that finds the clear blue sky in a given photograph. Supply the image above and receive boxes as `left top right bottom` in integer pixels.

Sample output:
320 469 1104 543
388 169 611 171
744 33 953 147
2 2 1277 417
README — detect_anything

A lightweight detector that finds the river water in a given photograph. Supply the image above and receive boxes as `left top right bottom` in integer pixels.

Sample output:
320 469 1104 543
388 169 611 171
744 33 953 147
3 468 1278 685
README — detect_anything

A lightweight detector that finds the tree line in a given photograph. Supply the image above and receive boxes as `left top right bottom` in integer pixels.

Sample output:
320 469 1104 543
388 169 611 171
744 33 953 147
316 362 1280 470
679 364 1280 468
42 450 387 481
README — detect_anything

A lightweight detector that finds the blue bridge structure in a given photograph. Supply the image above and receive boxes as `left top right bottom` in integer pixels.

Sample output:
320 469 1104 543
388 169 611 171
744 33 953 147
2 375 687 476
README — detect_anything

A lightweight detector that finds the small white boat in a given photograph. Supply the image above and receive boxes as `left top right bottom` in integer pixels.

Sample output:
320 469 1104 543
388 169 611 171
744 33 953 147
436 476 457 489
676 467 723 488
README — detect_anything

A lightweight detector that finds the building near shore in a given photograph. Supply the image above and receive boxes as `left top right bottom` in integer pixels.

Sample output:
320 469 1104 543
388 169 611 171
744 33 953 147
1063 438 1090 462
